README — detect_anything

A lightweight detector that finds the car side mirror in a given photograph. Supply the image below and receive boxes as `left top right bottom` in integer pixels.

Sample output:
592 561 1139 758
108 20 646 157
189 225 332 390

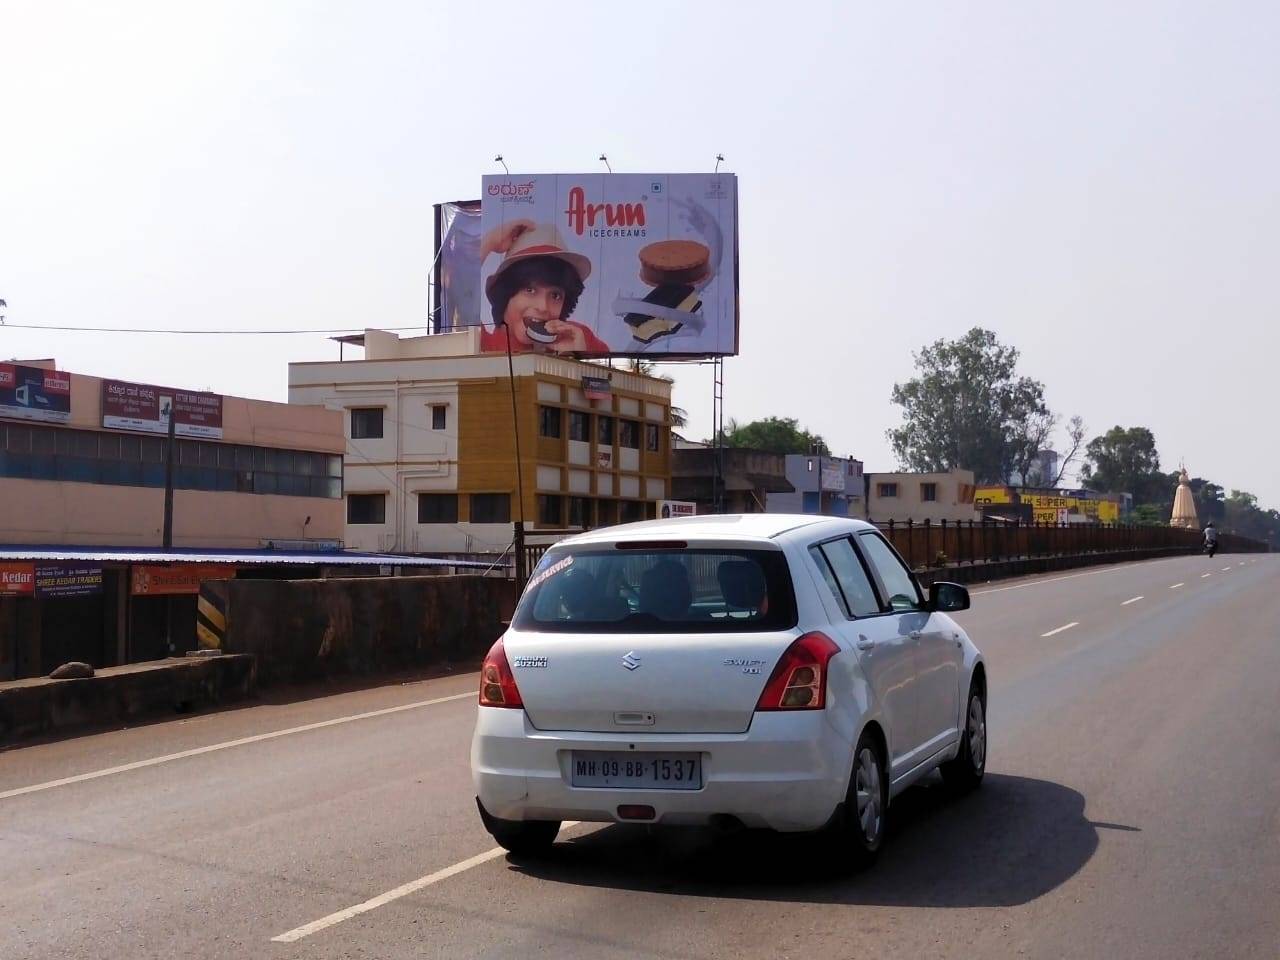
929 581 970 612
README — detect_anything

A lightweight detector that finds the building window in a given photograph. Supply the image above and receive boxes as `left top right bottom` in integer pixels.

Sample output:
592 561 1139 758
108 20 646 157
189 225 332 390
619 420 640 450
350 408 384 439
470 493 511 524
620 500 645 523
596 499 619 526
431 405 447 430
538 406 562 439
347 493 386 524
537 494 564 526
645 423 659 452
877 483 899 498
568 496 592 529
0 424 340 499
597 416 615 446
569 410 590 442
921 482 938 502
417 493 458 523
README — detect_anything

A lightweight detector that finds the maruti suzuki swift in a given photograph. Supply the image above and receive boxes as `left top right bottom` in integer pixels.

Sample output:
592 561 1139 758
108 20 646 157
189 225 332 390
471 514 986 866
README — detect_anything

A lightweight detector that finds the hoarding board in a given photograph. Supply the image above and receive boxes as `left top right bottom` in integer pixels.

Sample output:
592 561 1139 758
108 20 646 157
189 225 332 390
820 462 846 492
132 564 237 596
657 500 696 518
35 564 104 599
478 173 738 358
0 562 36 597
102 380 224 439
0 363 71 424
435 200 483 335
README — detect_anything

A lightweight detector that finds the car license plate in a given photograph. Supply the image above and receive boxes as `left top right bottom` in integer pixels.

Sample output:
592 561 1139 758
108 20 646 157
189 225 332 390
570 752 702 790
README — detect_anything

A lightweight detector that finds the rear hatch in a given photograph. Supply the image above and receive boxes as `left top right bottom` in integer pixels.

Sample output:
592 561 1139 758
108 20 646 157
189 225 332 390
504 628 799 733
506 541 799 734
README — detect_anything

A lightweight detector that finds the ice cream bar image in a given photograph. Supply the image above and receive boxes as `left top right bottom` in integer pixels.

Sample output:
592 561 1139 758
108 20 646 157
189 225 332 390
623 285 702 343
623 241 711 343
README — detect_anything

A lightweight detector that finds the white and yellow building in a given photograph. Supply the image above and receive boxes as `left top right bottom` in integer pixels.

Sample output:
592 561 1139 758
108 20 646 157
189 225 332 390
288 329 675 557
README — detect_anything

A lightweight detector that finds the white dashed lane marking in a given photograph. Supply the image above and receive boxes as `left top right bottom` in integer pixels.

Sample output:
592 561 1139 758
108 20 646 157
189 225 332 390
271 823 584 943
1041 622 1080 638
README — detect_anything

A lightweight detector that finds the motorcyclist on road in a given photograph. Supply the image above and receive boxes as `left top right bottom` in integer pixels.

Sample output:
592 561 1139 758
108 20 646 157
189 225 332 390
1203 522 1219 557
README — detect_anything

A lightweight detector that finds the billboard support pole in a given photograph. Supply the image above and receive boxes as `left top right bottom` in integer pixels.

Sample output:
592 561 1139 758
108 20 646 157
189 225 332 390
504 330 527 584
162 399 176 550
430 203 443 334
712 358 725 513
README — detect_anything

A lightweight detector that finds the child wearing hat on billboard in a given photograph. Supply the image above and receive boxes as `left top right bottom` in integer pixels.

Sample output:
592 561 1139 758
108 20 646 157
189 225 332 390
480 220 609 355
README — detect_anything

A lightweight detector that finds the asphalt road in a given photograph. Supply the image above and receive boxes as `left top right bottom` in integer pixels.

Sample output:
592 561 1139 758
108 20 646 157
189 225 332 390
2 553 1277 959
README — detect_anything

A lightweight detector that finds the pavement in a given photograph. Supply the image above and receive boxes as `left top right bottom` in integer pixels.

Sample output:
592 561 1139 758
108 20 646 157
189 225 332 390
1 553 1277 959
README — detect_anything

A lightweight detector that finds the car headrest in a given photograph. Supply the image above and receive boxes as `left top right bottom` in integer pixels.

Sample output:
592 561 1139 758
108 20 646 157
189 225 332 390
639 559 692 619
717 560 767 609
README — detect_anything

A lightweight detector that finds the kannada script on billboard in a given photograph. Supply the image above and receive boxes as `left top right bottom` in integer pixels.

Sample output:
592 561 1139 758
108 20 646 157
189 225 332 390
478 173 738 358
101 379 224 439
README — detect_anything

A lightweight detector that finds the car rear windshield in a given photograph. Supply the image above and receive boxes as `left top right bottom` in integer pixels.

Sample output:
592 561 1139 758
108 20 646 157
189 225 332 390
512 547 798 633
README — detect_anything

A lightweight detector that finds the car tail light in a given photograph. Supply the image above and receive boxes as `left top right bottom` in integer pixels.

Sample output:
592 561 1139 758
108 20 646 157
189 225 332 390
755 632 840 711
478 638 523 709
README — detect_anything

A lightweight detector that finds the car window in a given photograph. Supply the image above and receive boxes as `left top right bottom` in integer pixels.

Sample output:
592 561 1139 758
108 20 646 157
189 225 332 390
858 533 924 612
513 547 798 633
809 545 849 617
811 538 882 618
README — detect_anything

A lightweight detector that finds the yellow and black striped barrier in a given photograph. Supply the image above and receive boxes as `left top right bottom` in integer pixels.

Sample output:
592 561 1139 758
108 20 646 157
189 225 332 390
196 583 228 651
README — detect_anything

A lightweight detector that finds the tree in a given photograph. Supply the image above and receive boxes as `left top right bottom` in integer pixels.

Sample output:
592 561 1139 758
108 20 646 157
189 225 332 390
888 328 1068 484
1017 414 1087 487
1079 426 1165 503
1222 490 1280 549
1129 503 1167 527
719 416 828 455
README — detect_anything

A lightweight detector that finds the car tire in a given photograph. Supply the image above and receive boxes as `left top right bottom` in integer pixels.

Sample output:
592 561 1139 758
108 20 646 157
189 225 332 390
478 802 561 856
941 681 987 793
833 730 888 868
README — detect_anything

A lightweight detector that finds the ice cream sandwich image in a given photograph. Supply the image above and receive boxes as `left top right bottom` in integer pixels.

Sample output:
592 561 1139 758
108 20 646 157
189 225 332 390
622 240 710 344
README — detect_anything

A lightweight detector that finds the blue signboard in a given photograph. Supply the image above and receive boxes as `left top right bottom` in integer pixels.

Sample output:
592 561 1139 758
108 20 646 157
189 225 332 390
35 564 104 599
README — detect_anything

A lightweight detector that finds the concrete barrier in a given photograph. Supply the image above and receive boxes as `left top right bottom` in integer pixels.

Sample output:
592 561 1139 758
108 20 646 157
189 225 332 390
220 575 517 686
0 654 255 745
914 546 1198 587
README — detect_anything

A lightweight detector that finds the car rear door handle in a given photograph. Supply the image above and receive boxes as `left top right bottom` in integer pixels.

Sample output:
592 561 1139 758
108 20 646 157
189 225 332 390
909 630 922 641
856 636 876 651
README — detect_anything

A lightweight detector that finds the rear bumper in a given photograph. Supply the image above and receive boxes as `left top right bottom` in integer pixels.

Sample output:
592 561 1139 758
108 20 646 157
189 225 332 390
470 707 854 832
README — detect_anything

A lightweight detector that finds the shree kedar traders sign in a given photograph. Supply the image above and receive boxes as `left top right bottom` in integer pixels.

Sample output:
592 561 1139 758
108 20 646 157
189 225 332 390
478 173 739 359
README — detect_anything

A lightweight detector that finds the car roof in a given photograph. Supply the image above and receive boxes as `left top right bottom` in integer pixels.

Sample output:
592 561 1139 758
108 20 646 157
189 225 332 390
559 513 877 547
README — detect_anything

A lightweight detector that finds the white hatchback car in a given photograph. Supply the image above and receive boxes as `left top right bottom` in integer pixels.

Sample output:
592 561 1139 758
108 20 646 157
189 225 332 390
471 514 986 865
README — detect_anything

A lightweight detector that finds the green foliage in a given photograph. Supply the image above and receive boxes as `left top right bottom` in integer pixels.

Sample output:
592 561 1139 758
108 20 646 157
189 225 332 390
888 328 1053 484
1080 426 1165 504
1128 504 1167 526
718 416 828 456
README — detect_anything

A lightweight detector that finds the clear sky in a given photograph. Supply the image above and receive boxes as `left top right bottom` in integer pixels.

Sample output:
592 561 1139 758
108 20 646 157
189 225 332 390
3 1 1277 506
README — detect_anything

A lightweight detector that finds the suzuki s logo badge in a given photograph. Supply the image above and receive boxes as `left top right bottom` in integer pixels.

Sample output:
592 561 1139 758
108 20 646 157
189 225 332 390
621 651 641 671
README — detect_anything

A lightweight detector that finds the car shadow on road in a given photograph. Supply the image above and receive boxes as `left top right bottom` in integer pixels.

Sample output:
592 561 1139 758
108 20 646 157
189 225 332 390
507 773 1134 908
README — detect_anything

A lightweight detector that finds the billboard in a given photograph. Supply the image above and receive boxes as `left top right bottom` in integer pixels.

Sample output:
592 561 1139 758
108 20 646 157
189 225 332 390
0 563 36 597
974 486 1121 524
35 564 103 599
820 462 846 492
0 363 71 424
132 564 237 596
435 200 483 335
102 380 223 439
657 500 696 519
476 173 738 358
